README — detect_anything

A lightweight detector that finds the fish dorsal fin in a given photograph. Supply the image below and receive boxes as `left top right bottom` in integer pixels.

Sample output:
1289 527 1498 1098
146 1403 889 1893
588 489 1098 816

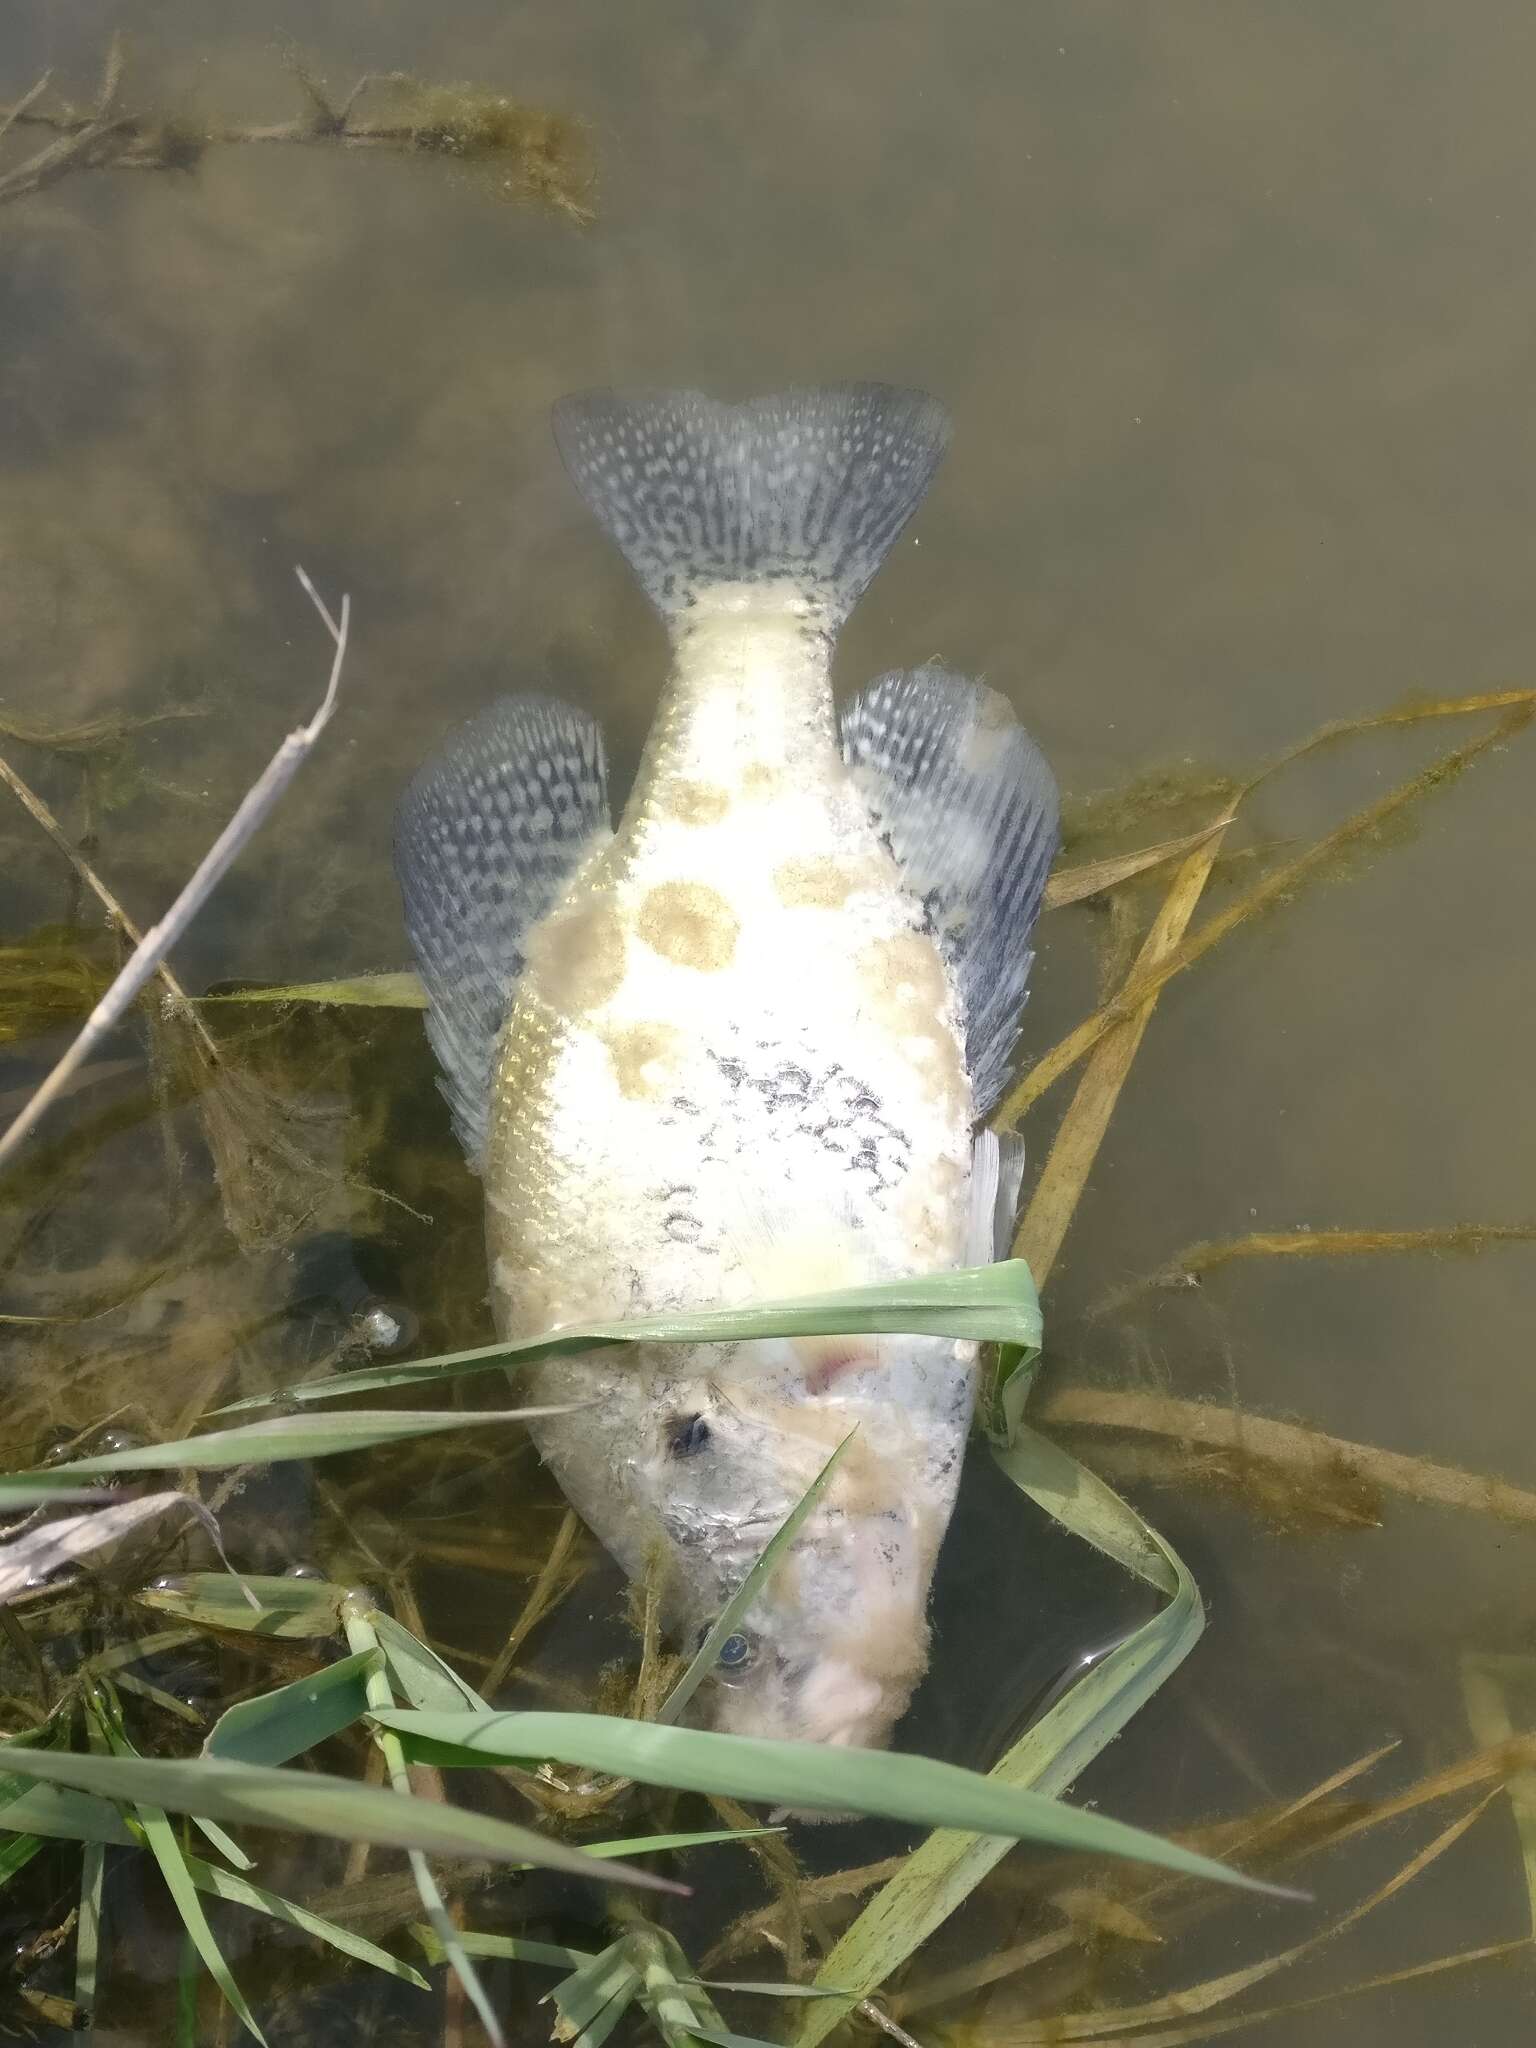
393 695 611 1166
841 668 1059 1118
553 384 950 628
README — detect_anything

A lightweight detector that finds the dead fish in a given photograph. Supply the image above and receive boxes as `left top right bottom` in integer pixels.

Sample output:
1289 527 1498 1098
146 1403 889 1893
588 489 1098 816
394 384 1057 1751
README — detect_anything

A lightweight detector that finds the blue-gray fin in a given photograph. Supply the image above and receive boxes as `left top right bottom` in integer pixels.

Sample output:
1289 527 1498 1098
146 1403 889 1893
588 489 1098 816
841 668 1060 1120
552 383 950 629
393 695 611 1167
966 1128 1029 1266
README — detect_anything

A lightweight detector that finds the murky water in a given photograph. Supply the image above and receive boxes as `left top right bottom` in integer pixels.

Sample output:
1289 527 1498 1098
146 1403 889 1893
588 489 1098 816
3 1 1536 2041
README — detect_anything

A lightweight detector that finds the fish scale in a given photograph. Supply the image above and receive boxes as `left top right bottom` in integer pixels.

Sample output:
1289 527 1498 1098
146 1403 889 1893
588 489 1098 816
395 383 1059 1752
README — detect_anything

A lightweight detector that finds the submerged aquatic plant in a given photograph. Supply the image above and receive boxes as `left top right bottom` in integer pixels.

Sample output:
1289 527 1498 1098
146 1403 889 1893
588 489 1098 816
0 39 596 221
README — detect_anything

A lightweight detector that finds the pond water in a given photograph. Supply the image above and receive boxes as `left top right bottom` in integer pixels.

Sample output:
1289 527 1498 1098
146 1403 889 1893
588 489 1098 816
2 1 1535 2042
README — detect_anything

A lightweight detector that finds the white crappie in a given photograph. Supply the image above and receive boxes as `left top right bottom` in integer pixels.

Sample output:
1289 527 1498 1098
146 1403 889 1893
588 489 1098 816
395 385 1057 1750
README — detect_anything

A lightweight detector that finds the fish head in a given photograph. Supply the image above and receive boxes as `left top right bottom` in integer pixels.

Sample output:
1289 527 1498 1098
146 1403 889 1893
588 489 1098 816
644 1380 944 1752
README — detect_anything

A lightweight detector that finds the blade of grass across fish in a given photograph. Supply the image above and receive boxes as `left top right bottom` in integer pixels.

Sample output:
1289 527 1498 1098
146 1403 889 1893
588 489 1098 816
218 1262 1043 1411
138 1571 347 1639
795 1428 1209 2048
184 1855 429 1991
200 971 427 1008
374 1709 1288 1898
342 1600 506 2048
30 1405 583 1477
0 1748 683 1890
657 1434 855 1726
203 1649 380 1766
371 1610 490 1712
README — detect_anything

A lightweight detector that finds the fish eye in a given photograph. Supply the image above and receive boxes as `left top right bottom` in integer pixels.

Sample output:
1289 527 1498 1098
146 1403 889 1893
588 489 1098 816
668 1413 712 1456
717 1632 755 1672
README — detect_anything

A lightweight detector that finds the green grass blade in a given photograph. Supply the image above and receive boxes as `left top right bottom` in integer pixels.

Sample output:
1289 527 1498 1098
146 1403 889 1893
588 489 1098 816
111 1671 205 1728
201 972 426 1008
185 1854 430 1991
150 1817 268 2048
793 1425 1211 2047
203 1649 379 1766
2 1723 134 1846
0 1748 684 1891
89 1679 253 1872
0 1784 135 1845
343 1603 506 2048
578 1825 785 1859
656 1434 855 1726
138 1572 348 1639
84 1629 201 1676
549 1938 643 2046
29 1405 582 1477
188 1813 255 1873
0 1831 45 1886
371 1612 490 1712
216 1262 1043 1412
88 1691 266 2046
694 1983 859 1998
0 1475 104 1505
690 2031 787 2048
374 1708 1290 1897
73 1707 109 2046
174 1930 199 2048
412 1925 598 1969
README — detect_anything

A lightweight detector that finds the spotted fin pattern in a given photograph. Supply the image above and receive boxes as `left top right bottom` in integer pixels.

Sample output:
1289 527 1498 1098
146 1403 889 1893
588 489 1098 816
393 695 611 1165
553 384 950 627
841 668 1060 1118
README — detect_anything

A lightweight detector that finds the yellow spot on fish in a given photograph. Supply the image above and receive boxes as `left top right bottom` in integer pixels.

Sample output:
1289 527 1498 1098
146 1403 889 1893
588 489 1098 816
859 931 965 1109
665 778 731 826
637 880 739 972
774 856 855 909
524 895 627 1012
602 1020 685 1099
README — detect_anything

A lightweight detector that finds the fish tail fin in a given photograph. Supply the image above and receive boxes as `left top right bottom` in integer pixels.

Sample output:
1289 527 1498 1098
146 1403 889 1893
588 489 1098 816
552 383 949 629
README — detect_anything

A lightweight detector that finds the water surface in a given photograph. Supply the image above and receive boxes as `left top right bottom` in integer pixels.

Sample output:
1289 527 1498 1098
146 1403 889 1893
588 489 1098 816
3 2 1535 2041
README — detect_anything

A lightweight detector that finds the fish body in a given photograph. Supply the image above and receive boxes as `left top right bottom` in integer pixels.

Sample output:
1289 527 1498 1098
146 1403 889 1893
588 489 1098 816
396 386 1058 1748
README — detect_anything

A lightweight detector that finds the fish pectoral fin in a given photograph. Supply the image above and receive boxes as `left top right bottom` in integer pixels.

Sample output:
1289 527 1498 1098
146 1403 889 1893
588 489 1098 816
841 669 1060 1117
393 694 611 1166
